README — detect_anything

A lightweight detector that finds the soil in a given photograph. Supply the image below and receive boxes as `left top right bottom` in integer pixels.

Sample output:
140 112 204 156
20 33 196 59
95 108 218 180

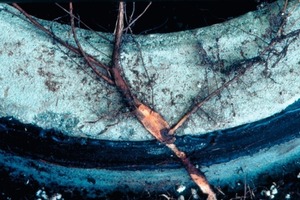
1 168 300 199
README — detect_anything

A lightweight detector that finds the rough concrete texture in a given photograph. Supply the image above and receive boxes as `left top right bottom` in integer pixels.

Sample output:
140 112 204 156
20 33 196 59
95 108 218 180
0 1 300 140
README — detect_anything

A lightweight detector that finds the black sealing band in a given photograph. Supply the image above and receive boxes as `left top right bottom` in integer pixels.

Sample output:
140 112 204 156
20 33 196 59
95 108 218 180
1 99 300 170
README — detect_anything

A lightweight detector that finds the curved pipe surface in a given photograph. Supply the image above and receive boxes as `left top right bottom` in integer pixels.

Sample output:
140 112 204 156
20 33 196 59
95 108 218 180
1 99 300 197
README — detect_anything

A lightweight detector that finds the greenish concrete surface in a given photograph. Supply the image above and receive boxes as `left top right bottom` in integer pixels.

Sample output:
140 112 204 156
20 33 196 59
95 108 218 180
0 2 299 142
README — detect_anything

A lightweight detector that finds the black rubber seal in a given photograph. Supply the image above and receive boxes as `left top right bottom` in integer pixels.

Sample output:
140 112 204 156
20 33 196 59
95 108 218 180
1 99 300 170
